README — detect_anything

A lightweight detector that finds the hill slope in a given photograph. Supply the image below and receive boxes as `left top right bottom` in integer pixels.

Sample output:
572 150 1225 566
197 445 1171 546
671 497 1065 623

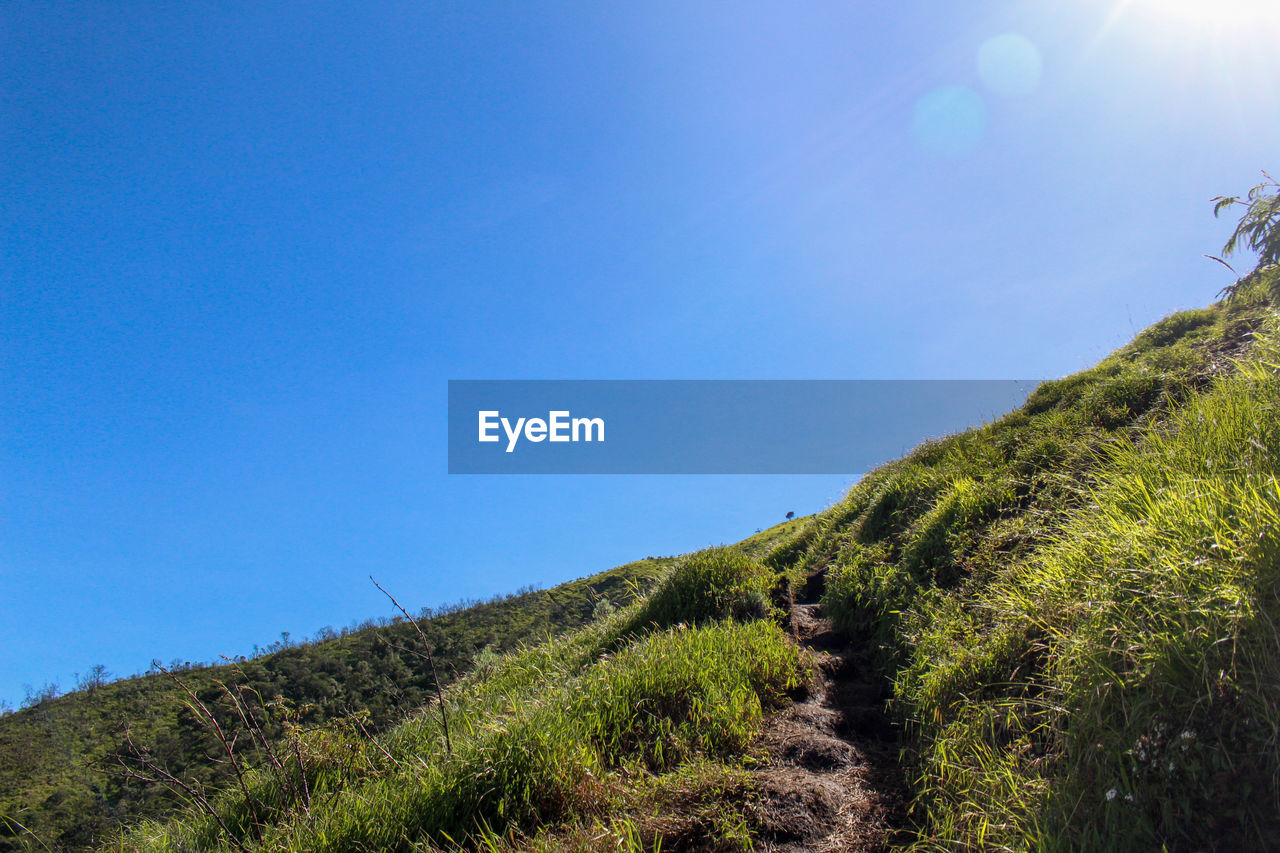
793 267 1280 850
7 265 1280 852
57 267 1279 852
0 558 674 851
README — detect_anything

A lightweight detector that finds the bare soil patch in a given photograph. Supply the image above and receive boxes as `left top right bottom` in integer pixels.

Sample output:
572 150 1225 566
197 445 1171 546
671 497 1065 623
748 576 908 853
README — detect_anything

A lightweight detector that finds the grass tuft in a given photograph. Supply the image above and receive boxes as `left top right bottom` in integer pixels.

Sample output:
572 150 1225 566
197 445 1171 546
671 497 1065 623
629 549 781 630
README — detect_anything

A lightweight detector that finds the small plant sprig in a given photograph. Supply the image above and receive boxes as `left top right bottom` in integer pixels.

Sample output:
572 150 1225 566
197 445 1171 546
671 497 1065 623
1210 171 1280 295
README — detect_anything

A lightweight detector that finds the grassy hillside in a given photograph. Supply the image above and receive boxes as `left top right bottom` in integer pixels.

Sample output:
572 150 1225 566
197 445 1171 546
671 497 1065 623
63 265 1279 852
8 244 1280 849
0 558 674 852
798 266 1280 850
101 548 808 852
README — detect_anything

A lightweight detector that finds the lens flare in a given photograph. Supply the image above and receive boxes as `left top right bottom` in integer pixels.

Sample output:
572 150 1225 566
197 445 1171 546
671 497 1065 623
978 34 1043 98
912 86 987 158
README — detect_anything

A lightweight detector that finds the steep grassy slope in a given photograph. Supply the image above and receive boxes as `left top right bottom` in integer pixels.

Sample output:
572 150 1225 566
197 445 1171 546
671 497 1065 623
9 262 1279 852
106 549 809 852
0 558 674 852
83 267 1280 852
788 267 1280 850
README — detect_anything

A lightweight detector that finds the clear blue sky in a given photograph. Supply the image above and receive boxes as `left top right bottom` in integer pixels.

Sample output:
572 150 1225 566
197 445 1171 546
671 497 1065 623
3 0 1278 705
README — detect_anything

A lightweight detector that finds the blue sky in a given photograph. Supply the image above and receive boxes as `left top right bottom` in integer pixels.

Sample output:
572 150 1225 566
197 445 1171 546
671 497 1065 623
3 0 1278 705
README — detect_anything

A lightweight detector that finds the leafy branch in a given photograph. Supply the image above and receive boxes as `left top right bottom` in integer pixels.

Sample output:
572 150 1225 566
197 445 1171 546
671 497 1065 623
1212 171 1280 271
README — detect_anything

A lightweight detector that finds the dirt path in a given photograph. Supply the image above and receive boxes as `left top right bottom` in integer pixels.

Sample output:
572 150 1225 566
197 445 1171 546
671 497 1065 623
749 573 908 852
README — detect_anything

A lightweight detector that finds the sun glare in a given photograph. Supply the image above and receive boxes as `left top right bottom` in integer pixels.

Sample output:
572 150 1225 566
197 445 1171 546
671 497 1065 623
1127 0 1280 29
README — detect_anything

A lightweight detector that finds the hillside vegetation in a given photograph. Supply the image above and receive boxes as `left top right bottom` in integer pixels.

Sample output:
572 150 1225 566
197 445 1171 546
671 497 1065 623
7 210 1280 850
103 548 809 852
0 559 674 851
64 264 1277 853
801 268 1280 850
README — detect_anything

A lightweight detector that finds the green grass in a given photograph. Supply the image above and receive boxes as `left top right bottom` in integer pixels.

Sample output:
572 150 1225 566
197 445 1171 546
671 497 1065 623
801 270 1280 850
17 265 1280 852
628 549 781 630
105 548 810 852
892 347 1280 850
734 516 811 560
0 558 673 853
1033 350 1280 849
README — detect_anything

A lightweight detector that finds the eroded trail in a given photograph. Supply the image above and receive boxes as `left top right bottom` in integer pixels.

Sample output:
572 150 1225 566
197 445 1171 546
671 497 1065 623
750 574 908 852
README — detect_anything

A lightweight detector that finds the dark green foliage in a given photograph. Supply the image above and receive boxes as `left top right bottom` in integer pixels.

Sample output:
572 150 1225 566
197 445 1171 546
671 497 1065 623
1077 367 1163 428
760 521 817 572
1214 171 1280 269
859 464 945 545
0 559 672 852
1128 307 1217 350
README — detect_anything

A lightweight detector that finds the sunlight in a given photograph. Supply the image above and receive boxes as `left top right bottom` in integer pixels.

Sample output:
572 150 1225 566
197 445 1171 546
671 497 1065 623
1124 0 1280 30
1085 0 1280 116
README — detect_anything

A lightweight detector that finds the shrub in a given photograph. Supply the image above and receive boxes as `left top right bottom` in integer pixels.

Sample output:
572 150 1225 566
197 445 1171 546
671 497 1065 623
1077 368 1164 428
1128 308 1217 351
629 549 779 630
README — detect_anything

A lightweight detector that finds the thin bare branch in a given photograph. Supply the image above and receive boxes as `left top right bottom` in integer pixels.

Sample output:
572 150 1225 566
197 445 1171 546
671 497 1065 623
370 576 453 753
153 661 264 842
115 727 250 853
